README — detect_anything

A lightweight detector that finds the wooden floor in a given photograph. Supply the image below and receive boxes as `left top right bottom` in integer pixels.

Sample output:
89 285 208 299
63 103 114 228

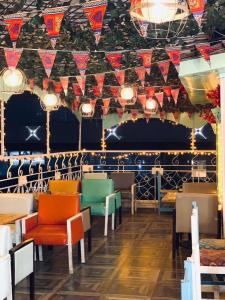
15 210 194 299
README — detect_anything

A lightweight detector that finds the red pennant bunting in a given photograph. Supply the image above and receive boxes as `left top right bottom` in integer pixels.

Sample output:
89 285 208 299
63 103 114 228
173 111 180 123
131 109 138 121
93 86 101 97
73 83 82 96
110 86 120 98
102 106 109 115
158 61 170 82
118 97 126 108
76 75 86 96
73 52 90 76
188 112 193 119
163 86 172 101
43 79 50 91
136 49 153 75
159 111 166 122
135 66 145 87
196 43 212 61
95 73 105 94
83 0 107 44
137 94 146 109
43 7 67 48
4 13 24 47
171 88 180 105
155 92 164 108
117 108 124 118
60 77 69 96
53 81 62 94
139 21 149 38
166 47 181 73
72 98 80 110
106 52 123 70
90 99 97 109
187 0 206 27
115 70 125 86
38 49 56 78
145 87 155 99
29 78 35 92
4 48 23 69
103 98 110 108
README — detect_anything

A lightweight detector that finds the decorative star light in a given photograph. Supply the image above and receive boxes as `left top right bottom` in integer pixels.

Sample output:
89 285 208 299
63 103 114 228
25 126 41 141
195 126 207 139
105 126 121 140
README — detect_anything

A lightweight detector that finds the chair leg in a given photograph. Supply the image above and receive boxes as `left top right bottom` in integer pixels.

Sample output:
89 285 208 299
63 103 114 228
77 241 81 263
119 206 122 224
80 239 85 263
29 272 35 300
88 229 92 252
38 245 43 261
104 214 109 236
131 199 134 215
67 243 73 274
112 213 115 230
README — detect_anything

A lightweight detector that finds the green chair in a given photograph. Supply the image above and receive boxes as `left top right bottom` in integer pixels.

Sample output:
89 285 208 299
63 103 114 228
81 179 117 236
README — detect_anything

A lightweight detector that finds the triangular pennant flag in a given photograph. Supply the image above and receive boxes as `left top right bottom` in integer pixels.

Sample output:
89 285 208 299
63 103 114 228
95 73 105 94
90 99 97 109
60 76 69 96
188 112 193 119
158 61 170 82
166 47 181 73
135 66 145 87
139 21 149 38
145 87 155 99
173 111 180 123
73 83 82 96
93 86 101 97
137 94 146 109
102 106 110 116
196 43 212 61
110 86 120 98
72 98 80 110
163 86 172 101
159 111 166 122
53 81 62 94
4 13 24 48
83 0 107 45
171 88 180 105
73 52 90 76
43 7 67 48
38 49 56 78
118 97 126 108
43 78 50 90
106 52 123 71
155 92 164 108
115 70 125 86
4 48 23 69
103 98 110 108
76 75 86 96
131 109 138 121
136 49 153 75
116 107 124 118
187 0 206 28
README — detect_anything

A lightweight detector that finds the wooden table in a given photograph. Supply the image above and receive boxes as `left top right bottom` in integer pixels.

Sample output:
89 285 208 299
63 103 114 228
0 213 26 225
161 191 177 204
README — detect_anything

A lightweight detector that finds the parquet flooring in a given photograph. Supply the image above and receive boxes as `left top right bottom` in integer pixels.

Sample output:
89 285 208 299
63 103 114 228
15 210 192 299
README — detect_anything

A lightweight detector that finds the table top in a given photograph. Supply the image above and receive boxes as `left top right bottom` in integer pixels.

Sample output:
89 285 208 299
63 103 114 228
161 191 177 203
0 213 26 225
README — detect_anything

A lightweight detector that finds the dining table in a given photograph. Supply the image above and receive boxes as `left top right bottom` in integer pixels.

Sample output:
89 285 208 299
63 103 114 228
0 213 26 225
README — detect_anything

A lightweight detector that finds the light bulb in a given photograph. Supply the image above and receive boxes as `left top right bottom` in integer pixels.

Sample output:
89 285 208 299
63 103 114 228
42 93 59 108
81 103 93 114
120 86 134 100
2 68 23 88
141 0 178 24
146 98 158 111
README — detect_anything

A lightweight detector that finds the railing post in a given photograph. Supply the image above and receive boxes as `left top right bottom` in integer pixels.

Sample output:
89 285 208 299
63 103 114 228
1 101 5 157
46 110 50 155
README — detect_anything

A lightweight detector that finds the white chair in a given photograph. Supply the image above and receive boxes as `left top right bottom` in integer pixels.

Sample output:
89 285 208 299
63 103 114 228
10 239 35 300
0 225 12 256
0 254 12 300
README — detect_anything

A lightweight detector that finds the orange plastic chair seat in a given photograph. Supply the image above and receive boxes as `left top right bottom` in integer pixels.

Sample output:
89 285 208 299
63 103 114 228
24 225 68 245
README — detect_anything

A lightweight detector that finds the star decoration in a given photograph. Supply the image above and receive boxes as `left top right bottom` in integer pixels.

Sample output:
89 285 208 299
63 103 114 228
105 126 121 140
25 126 41 141
195 126 207 139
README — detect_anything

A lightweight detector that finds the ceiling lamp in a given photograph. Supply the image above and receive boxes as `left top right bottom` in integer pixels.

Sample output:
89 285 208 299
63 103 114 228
145 98 158 113
120 86 137 105
80 103 94 118
41 92 60 111
130 0 189 39
0 68 26 94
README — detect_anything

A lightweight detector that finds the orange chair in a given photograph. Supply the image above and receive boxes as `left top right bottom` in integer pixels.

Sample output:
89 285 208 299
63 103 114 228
48 180 81 195
21 194 84 274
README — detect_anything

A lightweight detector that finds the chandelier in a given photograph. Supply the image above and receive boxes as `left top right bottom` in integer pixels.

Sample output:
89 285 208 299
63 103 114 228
130 0 190 39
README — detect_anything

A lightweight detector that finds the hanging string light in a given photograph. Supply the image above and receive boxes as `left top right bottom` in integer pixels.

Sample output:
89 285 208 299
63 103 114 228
41 92 61 111
0 68 26 94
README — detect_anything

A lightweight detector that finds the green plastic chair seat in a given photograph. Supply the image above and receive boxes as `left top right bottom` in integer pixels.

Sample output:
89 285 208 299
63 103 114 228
81 201 114 216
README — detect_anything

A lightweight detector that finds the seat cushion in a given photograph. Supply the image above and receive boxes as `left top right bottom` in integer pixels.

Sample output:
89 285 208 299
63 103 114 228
200 248 225 266
24 225 67 245
81 202 115 216
200 239 225 250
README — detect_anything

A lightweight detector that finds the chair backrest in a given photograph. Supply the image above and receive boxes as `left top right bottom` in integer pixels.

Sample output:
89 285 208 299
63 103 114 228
110 172 135 190
176 193 218 235
0 225 12 256
0 254 12 300
49 180 81 195
0 193 34 214
182 182 217 194
82 179 114 203
83 173 108 179
38 194 80 225
81 207 91 232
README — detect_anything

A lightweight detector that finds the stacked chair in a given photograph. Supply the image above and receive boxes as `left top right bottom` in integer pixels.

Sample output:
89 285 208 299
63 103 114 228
49 179 81 195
